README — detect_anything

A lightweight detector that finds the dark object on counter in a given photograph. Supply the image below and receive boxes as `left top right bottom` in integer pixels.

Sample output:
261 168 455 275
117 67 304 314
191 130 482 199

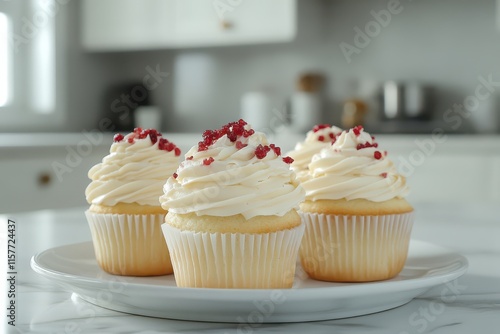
381 82 431 120
103 82 152 131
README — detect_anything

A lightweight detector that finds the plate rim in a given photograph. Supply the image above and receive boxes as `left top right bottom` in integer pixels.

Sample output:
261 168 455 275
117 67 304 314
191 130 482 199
30 240 469 322
31 239 469 299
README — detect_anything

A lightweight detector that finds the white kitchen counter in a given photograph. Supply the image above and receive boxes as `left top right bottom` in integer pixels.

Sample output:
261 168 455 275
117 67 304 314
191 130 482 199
2 202 499 333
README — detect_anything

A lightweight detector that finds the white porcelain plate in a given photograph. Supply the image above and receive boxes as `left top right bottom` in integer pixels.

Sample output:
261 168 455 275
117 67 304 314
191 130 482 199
31 240 468 323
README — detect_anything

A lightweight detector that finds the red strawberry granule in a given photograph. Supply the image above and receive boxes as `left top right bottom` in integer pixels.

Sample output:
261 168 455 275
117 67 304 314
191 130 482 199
198 119 251 151
117 129 180 154
357 142 379 150
158 138 181 155
270 144 281 156
236 141 247 150
113 134 124 142
164 142 175 152
203 157 215 166
312 124 330 133
198 142 208 151
149 132 158 144
282 156 294 164
352 125 363 136
198 120 284 162
243 129 255 137
374 151 382 160
158 138 168 150
254 144 270 159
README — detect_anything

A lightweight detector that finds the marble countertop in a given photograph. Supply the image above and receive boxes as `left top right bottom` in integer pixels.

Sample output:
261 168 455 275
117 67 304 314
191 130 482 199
3 202 499 333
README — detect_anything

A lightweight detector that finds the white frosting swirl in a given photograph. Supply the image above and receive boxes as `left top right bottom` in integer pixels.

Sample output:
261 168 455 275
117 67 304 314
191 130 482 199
85 132 180 207
301 127 409 202
287 125 343 181
160 129 305 219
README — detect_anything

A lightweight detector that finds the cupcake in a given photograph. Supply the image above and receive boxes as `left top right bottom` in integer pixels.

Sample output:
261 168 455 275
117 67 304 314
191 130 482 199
160 119 305 289
299 125 414 282
85 128 181 276
287 124 343 182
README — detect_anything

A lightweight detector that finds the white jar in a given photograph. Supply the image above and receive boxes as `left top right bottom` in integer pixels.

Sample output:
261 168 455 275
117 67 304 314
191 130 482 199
240 92 272 132
290 92 322 133
134 106 162 130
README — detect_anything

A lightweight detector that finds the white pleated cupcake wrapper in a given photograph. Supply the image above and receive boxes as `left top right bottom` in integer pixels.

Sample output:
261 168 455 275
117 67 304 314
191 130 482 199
162 223 305 289
85 211 172 276
299 212 414 282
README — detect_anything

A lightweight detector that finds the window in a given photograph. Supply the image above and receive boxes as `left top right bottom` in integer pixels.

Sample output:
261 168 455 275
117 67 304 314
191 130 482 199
0 0 62 131
0 12 8 107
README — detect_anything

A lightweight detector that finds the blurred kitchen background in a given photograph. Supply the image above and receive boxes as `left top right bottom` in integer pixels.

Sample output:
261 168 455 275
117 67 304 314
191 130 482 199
2 0 500 134
1 0 500 212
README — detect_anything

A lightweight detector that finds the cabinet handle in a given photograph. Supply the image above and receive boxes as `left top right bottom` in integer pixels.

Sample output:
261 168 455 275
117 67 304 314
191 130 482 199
38 172 52 187
220 20 233 30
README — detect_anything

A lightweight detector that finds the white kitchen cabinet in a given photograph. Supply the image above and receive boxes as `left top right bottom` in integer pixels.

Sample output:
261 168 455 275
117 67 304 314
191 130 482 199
0 146 108 213
81 0 296 51
0 133 196 213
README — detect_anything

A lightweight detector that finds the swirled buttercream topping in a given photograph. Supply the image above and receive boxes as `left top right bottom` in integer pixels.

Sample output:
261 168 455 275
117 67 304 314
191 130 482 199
287 124 343 181
85 128 181 207
302 125 409 202
160 120 305 219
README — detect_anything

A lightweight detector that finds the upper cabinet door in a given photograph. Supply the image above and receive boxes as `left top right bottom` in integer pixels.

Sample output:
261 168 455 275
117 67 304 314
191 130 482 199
81 0 296 51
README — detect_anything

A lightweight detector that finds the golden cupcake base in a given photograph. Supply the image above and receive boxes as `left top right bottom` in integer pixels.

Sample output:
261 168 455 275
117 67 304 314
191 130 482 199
162 219 305 289
299 211 414 282
86 211 173 276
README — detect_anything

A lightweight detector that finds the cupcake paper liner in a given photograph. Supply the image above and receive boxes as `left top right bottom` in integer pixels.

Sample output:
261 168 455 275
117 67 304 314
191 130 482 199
161 223 305 289
299 212 414 282
85 211 173 276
